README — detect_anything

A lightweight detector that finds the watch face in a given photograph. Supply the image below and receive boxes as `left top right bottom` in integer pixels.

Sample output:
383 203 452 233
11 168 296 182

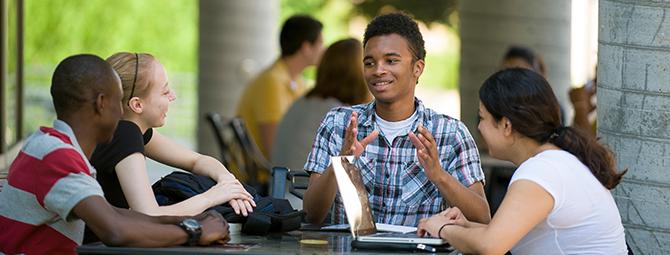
183 219 200 230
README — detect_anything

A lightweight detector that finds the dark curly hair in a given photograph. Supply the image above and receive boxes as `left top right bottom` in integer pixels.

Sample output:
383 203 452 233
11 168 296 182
363 12 425 61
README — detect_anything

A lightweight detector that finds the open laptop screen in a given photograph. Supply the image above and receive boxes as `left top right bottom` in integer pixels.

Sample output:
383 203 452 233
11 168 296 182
331 156 376 237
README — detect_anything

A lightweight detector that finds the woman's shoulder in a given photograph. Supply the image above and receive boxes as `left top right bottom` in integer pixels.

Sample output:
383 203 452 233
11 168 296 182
105 120 145 149
116 120 142 135
512 150 576 182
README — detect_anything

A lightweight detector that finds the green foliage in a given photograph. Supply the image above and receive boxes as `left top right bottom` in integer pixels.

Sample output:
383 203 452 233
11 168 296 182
24 0 196 71
353 0 458 27
22 0 198 139
421 52 459 90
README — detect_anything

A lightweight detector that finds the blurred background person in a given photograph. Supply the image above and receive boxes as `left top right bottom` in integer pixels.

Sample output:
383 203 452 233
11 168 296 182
501 45 547 78
236 15 324 162
569 70 597 137
272 38 371 174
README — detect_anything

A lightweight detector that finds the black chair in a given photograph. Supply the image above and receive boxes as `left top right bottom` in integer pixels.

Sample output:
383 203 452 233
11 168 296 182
227 117 274 195
205 113 308 197
205 112 234 168
204 112 250 184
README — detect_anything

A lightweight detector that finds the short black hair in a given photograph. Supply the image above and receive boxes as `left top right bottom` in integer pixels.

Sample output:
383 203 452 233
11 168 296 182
280 15 323 57
363 12 426 61
51 54 118 117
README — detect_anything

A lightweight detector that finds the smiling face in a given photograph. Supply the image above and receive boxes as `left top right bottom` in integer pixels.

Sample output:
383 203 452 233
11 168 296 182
139 60 176 128
477 102 511 160
363 34 424 106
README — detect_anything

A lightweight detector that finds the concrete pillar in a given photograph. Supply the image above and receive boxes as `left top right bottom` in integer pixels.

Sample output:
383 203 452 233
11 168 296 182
459 0 571 144
197 0 278 157
599 0 670 253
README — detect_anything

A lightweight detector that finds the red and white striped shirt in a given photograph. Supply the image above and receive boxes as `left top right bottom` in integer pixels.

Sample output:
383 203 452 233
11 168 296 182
0 120 104 255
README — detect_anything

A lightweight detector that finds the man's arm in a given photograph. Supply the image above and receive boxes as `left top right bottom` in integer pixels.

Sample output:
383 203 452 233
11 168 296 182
409 126 491 223
303 167 338 224
74 196 228 247
431 177 490 223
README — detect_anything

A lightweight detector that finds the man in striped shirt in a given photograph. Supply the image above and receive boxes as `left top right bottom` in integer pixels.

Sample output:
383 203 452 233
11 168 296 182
0 54 228 254
303 13 491 226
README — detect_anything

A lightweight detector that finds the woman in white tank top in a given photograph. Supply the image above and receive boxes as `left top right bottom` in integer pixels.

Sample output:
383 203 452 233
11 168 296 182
416 68 628 254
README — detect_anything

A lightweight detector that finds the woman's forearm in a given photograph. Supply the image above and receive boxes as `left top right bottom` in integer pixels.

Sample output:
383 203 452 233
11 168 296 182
442 225 498 254
135 193 213 217
191 155 235 182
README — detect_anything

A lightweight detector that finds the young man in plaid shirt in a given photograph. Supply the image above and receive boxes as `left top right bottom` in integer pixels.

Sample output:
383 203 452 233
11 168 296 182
303 12 491 226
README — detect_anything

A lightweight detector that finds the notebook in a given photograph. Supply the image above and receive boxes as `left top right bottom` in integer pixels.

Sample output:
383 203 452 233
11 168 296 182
331 156 449 246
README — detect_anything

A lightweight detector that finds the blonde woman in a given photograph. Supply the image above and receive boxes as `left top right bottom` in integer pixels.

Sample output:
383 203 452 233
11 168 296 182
90 53 255 217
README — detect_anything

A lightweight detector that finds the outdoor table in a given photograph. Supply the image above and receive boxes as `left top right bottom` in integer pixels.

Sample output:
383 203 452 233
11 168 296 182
77 229 459 254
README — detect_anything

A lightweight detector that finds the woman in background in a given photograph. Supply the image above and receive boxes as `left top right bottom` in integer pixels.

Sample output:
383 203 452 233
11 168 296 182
271 38 371 173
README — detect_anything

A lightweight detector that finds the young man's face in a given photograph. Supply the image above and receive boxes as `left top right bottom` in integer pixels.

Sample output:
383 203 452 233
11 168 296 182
363 33 424 105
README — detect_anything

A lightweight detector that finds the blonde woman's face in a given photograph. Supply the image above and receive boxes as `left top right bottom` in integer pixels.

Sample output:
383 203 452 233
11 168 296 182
141 61 176 128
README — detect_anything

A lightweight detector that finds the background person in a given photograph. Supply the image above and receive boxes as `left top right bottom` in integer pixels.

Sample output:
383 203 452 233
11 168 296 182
272 38 372 173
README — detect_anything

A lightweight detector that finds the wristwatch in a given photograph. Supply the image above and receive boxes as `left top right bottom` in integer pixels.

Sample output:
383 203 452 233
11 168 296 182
178 218 202 246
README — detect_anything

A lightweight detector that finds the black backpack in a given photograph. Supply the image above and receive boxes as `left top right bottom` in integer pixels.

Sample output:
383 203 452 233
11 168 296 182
152 171 303 235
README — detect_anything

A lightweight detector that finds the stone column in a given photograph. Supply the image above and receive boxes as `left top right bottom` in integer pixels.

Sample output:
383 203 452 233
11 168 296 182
197 0 278 157
599 0 670 253
459 0 571 143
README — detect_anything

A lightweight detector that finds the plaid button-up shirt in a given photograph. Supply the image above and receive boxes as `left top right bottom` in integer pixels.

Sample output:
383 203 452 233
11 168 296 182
304 99 484 226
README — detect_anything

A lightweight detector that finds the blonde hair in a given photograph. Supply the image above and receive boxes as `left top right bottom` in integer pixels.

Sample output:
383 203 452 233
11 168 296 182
106 52 157 104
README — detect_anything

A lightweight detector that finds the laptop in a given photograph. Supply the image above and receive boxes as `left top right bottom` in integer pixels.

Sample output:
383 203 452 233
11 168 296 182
330 156 451 249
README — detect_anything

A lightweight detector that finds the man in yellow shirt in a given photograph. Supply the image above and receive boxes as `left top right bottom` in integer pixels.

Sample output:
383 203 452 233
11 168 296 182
237 15 324 160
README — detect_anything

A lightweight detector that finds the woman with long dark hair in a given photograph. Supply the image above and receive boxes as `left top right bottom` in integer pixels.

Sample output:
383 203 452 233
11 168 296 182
417 68 627 254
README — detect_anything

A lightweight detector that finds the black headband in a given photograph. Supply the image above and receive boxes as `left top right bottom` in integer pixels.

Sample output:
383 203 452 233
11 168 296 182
127 53 139 105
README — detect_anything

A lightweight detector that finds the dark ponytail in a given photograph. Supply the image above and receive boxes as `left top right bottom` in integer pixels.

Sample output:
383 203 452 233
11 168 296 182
550 127 626 189
480 68 626 189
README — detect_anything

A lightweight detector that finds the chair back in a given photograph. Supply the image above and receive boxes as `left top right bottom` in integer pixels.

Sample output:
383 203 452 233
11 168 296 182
204 112 248 182
227 117 272 194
